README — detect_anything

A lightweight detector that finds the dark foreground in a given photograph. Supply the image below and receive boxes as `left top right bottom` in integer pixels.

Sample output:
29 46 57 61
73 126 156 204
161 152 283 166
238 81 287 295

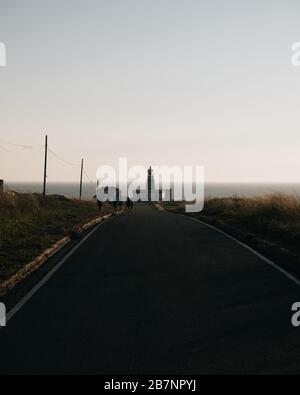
0 204 300 374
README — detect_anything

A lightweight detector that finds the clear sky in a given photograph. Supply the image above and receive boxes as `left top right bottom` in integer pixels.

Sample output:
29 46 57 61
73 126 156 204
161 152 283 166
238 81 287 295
1 0 300 183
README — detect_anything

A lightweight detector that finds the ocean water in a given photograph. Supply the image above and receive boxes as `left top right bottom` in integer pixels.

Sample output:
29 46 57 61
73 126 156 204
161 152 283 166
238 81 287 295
3 182 300 200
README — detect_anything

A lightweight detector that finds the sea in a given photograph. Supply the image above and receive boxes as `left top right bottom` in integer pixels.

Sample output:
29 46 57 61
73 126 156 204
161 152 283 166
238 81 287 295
3 182 300 200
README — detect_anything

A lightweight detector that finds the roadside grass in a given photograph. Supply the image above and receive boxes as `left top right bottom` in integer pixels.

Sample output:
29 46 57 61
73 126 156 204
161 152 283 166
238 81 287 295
164 194 300 257
0 192 112 284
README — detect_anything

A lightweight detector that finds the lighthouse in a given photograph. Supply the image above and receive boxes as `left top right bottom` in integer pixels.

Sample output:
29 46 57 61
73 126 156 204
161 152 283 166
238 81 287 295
147 166 155 202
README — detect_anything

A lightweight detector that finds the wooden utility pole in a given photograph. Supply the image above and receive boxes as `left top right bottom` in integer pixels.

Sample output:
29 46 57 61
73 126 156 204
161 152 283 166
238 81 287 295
79 158 83 200
43 135 48 197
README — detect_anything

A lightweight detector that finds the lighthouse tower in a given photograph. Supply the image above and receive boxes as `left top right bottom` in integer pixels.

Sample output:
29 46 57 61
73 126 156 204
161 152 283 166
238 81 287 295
147 166 155 202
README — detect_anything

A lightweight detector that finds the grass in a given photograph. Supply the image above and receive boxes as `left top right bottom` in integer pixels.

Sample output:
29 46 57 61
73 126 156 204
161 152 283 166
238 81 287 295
164 194 300 258
0 192 112 284
2 192 299 290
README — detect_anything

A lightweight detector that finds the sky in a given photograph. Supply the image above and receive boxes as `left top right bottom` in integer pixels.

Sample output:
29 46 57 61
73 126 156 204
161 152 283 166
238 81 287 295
0 0 300 183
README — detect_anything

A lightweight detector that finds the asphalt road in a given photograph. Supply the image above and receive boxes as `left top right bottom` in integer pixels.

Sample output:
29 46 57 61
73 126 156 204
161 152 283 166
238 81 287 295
1 204 300 374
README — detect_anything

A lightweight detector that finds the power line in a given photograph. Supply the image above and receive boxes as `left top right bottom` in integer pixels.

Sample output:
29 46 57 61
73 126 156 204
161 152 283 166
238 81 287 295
0 144 19 153
48 148 80 167
84 170 95 186
1 135 96 192
0 139 81 168
0 139 42 150
48 145 95 190
0 144 28 153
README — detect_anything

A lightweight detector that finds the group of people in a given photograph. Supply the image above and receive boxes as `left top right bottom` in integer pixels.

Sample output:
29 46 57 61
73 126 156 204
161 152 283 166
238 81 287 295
97 197 134 212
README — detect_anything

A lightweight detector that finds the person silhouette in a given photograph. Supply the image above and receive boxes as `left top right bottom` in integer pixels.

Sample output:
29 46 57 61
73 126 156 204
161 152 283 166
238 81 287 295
126 197 131 211
97 200 103 212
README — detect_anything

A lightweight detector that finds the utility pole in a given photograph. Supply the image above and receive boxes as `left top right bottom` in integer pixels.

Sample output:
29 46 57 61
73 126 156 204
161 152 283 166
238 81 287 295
79 158 83 200
43 135 48 197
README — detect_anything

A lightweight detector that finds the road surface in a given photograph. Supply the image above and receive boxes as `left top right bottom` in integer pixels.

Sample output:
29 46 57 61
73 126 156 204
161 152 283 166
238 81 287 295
1 204 300 374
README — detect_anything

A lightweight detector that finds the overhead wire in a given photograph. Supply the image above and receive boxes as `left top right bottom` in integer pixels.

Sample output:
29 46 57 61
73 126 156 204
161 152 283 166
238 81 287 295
0 144 23 153
84 170 95 186
48 148 80 167
1 137 96 189
0 139 42 150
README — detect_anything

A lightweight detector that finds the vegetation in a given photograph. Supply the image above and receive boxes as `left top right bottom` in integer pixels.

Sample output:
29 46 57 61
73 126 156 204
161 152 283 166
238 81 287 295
0 192 111 285
2 192 299 291
165 194 300 258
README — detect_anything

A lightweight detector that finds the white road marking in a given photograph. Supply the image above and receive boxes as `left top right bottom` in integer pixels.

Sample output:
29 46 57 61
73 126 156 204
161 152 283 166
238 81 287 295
5 220 108 324
187 215 300 287
4 208 299 328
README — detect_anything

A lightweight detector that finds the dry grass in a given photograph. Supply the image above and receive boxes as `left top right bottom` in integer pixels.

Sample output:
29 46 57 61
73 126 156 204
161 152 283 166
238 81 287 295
165 194 300 256
0 192 112 284
204 194 300 237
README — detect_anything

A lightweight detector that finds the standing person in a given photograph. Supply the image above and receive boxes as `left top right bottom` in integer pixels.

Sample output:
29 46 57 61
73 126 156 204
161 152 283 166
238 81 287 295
126 197 131 211
97 200 103 212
